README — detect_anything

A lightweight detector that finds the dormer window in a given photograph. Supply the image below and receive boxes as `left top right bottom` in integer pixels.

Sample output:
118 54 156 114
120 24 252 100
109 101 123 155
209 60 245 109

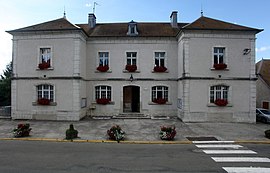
127 20 138 36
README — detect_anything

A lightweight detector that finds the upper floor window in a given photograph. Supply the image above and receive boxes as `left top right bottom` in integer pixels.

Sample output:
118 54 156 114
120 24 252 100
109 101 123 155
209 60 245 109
152 86 168 104
213 47 227 70
95 85 111 104
38 48 51 70
154 52 167 72
125 52 137 72
37 84 54 105
97 52 109 72
127 20 138 36
210 85 229 106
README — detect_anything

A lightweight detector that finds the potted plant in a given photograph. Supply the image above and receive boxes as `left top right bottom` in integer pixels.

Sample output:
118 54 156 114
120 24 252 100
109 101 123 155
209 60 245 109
154 66 167 72
66 124 78 140
13 123 32 138
38 60 50 70
37 98 50 105
107 125 125 142
159 125 176 140
214 99 228 106
153 98 167 104
213 63 227 70
97 65 109 72
125 64 137 72
96 98 110 105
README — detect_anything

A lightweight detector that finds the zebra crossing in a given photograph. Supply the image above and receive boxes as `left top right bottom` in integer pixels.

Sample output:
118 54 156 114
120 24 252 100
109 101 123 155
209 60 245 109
193 141 270 173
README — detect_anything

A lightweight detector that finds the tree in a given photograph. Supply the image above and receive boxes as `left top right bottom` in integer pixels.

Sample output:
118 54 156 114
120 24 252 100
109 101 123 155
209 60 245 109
0 61 12 106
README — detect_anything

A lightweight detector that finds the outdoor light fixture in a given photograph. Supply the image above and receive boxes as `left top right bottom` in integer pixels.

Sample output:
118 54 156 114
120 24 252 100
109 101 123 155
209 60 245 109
243 48 251 55
129 74 134 82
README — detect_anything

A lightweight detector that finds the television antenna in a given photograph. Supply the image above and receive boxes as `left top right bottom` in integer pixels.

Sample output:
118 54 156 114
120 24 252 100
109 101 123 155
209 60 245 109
93 2 99 14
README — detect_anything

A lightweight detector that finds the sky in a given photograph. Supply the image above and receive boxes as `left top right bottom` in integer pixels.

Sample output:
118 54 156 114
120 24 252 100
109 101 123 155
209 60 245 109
0 0 269 75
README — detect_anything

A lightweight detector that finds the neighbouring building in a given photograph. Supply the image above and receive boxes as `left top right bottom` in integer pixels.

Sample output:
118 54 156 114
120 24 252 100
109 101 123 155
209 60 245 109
7 11 262 122
256 59 270 109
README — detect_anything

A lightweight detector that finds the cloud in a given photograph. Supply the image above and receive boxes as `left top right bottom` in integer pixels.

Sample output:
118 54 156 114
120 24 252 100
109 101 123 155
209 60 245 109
85 3 91 7
256 46 270 52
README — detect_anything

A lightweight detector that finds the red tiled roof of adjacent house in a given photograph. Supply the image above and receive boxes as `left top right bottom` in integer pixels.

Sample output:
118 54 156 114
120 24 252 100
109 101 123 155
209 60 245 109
256 59 270 87
7 15 263 36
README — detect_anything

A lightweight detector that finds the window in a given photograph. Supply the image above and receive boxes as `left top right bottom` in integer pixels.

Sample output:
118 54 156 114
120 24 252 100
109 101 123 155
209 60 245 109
213 47 225 64
98 52 109 66
155 52 166 67
210 85 229 103
126 52 137 65
38 48 51 69
37 84 54 102
127 20 138 36
95 85 111 100
152 86 168 102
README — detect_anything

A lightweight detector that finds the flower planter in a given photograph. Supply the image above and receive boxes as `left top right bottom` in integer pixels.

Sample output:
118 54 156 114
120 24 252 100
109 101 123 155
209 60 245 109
125 64 137 72
159 125 176 140
96 98 110 105
37 98 50 105
97 65 109 72
213 63 227 70
66 124 78 140
153 98 167 104
214 99 228 106
153 66 167 72
107 125 125 142
38 62 50 70
13 123 32 138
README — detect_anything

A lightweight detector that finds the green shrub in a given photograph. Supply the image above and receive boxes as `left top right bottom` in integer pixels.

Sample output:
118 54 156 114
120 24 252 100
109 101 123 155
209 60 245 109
265 129 270 139
66 124 78 140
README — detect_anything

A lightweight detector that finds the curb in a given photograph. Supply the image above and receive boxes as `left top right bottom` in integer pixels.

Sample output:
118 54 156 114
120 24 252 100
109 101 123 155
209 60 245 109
0 137 270 144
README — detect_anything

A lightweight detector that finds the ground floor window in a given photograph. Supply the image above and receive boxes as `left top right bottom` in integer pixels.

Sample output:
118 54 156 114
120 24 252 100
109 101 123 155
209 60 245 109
210 85 229 103
36 84 54 105
152 86 168 104
95 85 111 100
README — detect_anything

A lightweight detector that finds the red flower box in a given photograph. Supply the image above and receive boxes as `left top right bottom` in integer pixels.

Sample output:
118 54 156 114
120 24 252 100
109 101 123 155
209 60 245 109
125 64 137 72
214 99 228 106
160 125 176 140
97 65 109 72
38 62 50 70
96 98 110 105
213 63 227 70
153 98 167 104
37 98 50 105
154 66 167 72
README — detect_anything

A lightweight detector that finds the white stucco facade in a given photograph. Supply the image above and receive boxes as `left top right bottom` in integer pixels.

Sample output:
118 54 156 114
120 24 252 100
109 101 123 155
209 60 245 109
8 13 261 122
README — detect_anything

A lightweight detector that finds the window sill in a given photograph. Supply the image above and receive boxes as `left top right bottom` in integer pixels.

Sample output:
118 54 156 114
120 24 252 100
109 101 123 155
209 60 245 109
32 102 57 106
123 70 140 73
93 101 115 105
36 67 54 71
148 102 172 105
210 68 229 71
151 70 169 73
207 103 233 107
95 70 112 73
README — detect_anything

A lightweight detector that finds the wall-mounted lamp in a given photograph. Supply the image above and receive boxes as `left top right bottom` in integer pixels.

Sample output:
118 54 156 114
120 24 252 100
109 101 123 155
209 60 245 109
129 74 134 82
243 48 251 55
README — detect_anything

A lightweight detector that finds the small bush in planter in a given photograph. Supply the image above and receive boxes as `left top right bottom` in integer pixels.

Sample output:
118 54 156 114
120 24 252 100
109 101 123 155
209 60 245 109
265 129 270 139
13 123 32 138
159 125 176 140
66 124 78 140
107 125 125 142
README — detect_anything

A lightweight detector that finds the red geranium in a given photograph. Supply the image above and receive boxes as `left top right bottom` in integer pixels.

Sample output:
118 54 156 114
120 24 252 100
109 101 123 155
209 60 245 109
96 98 110 105
213 63 227 70
153 98 167 104
153 66 167 72
97 65 109 72
37 98 50 105
214 99 228 106
125 64 137 72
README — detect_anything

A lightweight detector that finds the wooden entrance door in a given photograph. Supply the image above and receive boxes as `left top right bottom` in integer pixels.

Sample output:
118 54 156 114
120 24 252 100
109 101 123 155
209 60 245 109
123 86 140 112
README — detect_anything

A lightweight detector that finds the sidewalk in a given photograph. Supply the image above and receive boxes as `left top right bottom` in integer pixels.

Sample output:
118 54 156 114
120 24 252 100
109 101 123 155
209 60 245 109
0 118 269 143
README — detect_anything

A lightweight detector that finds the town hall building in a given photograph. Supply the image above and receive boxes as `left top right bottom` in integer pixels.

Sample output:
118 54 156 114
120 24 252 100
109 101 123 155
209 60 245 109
7 11 262 122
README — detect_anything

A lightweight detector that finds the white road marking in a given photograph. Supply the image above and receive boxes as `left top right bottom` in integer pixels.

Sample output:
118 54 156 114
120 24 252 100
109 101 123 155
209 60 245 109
223 167 270 173
212 157 270 162
192 141 235 144
203 150 257 154
196 144 243 149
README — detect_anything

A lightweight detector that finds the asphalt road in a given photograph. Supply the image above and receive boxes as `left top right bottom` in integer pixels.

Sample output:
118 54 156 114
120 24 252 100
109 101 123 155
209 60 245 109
0 140 269 173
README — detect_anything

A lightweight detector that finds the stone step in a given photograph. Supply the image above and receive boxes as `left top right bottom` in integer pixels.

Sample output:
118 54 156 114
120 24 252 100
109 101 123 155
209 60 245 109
112 113 150 119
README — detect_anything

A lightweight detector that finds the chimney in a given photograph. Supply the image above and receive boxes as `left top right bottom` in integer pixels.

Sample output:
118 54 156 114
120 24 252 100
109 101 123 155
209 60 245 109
88 13 96 28
170 11 178 28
